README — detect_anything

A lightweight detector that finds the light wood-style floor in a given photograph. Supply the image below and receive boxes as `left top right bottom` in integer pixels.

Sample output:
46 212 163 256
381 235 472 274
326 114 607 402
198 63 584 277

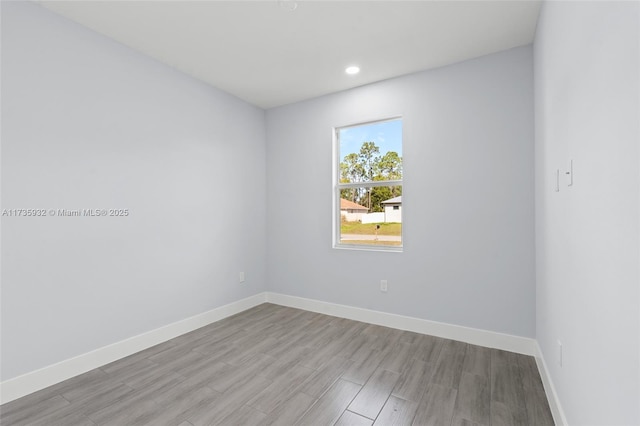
1 303 554 426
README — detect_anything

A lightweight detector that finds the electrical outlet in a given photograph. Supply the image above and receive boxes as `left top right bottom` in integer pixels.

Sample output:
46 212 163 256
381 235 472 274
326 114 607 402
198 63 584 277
239 272 245 283
380 280 388 292
558 340 563 367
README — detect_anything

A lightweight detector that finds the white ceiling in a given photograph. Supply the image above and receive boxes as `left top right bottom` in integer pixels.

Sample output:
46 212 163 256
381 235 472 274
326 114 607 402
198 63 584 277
38 1 542 109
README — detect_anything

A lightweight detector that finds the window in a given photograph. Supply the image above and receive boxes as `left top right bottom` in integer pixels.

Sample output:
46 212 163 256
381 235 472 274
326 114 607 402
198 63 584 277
334 118 402 250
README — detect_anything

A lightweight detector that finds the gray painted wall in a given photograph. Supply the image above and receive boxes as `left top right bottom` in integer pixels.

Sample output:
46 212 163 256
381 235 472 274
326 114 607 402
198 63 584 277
534 2 640 424
266 46 535 338
1 2 267 381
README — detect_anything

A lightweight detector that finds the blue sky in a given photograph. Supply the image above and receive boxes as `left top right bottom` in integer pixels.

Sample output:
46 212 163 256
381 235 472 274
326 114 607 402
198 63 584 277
339 119 402 158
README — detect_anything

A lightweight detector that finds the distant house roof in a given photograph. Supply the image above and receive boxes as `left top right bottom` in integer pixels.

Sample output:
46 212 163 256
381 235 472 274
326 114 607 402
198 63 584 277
340 198 368 211
381 196 402 205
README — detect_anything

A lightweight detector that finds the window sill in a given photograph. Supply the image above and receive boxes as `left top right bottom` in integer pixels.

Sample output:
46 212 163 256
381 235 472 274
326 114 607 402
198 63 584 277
333 243 403 253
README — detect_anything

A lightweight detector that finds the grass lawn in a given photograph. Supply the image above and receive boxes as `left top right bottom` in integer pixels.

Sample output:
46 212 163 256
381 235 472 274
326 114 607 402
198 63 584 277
340 221 402 236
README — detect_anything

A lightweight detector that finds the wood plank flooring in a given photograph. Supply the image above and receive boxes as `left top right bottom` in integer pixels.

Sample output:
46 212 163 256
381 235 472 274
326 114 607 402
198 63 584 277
0 303 554 425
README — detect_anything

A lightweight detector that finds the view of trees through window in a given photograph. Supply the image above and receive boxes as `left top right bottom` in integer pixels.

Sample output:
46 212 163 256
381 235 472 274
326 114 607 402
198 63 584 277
339 141 402 212
336 118 402 248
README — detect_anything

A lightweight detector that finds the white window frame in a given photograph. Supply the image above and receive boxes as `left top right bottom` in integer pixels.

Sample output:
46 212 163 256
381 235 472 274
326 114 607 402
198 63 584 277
333 117 403 252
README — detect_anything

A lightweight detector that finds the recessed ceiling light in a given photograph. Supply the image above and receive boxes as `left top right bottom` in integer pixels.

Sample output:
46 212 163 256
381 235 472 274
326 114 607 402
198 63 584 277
345 66 360 75
279 1 297 11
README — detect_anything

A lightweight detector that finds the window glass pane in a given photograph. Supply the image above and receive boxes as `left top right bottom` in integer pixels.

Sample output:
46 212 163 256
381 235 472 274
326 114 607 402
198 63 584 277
339 119 402 187
339 186 402 247
336 118 402 250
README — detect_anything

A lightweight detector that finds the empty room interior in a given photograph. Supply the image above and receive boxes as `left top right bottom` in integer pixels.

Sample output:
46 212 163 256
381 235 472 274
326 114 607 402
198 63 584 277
1 1 639 425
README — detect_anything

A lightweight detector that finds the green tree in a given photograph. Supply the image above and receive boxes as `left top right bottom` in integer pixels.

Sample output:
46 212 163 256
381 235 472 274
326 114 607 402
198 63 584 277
370 186 392 212
359 142 380 181
340 141 402 211
377 151 402 180
340 153 365 203
340 153 364 183
372 151 402 209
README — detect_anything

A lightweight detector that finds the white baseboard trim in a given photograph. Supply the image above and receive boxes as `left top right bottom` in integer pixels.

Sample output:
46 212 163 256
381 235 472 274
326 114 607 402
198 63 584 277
2 291 551 410
0 292 268 405
534 341 568 426
265 292 537 356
